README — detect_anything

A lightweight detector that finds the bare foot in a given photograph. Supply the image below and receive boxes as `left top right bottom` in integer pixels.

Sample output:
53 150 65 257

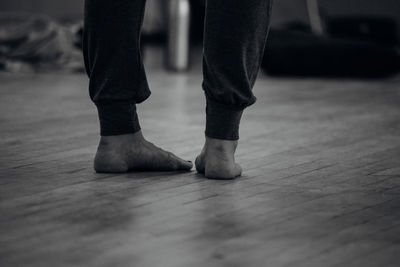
195 137 242 179
94 131 193 173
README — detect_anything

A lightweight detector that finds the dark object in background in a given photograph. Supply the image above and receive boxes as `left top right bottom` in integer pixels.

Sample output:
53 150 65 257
0 13 83 72
326 16 398 46
262 29 399 78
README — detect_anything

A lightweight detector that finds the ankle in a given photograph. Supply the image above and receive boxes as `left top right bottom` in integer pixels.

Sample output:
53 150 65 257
99 131 145 147
205 136 238 153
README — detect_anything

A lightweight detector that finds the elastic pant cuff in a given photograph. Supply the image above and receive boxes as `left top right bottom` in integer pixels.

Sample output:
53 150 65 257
205 99 243 140
96 101 140 136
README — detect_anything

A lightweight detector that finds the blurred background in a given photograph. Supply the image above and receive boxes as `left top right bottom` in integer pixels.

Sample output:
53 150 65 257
0 0 399 76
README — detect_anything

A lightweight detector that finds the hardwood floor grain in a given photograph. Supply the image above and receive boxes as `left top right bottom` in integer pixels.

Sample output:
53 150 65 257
1 50 400 266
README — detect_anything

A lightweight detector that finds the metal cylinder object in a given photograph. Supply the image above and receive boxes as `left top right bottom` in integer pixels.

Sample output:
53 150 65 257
166 0 190 71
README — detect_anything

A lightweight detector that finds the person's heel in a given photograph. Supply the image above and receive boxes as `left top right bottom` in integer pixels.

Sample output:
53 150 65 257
94 149 128 173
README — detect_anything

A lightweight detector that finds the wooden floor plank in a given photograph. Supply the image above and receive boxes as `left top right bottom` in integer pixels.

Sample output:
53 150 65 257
1 47 400 266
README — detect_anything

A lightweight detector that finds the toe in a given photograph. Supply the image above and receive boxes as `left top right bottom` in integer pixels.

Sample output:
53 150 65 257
179 160 193 171
169 152 193 171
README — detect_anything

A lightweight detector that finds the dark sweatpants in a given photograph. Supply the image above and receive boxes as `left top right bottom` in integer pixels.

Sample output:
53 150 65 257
83 0 272 140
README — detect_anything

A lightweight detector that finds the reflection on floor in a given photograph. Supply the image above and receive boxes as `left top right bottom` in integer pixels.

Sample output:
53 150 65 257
1 50 400 266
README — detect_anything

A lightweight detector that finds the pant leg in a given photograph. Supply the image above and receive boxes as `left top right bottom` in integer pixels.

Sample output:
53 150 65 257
203 0 273 140
83 0 150 136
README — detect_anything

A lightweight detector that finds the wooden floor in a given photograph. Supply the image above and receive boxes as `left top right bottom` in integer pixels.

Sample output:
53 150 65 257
1 50 400 266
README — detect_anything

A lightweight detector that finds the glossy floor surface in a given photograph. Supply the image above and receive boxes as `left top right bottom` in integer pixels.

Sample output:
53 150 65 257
1 49 400 266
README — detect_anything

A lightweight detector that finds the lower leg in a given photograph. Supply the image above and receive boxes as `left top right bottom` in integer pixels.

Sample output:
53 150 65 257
84 0 192 172
197 0 273 179
83 0 150 136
